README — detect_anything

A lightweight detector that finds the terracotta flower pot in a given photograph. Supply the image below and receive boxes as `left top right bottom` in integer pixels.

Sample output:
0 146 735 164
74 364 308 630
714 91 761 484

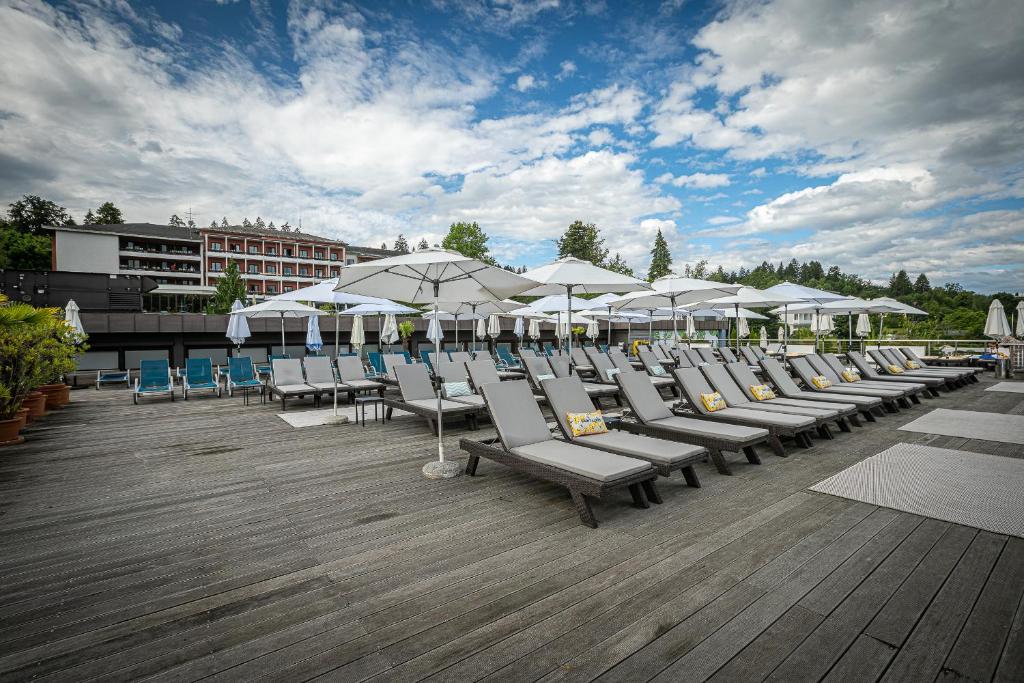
23 392 48 420
0 417 24 446
39 383 69 409
14 408 29 432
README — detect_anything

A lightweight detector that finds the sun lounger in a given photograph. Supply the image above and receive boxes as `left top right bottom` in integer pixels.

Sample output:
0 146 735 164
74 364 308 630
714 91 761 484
379 353 410 385
461 380 660 527
269 358 319 410
524 355 617 404
738 346 760 365
789 356 901 413
614 370 770 475
182 358 221 399
611 348 675 393
759 357 882 421
132 359 174 404
718 347 739 363
433 355 468 383
542 375 704 485
335 356 385 400
725 361 860 428
681 348 706 366
649 343 677 367
96 369 130 390
899 347 980 381
696 347 719 365
384 363 482 434
673 367 816 452
871 348 969 385
226 357 265 402
703 363 850 438
823 352 940 398
569 347 595 374
806 354 919 406
302 356 341 399
846 350 949 393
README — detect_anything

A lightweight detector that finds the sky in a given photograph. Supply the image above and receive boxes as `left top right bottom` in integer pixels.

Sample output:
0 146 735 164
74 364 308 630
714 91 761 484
1 0 1022 292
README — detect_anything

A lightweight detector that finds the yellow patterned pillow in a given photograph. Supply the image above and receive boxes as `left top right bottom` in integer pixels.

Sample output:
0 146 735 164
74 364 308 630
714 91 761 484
749 384 776 400
841 369 860 382
566 411 608 437
904 360 920 369
810 375 832 389
887 364 905 374
700 391 727 412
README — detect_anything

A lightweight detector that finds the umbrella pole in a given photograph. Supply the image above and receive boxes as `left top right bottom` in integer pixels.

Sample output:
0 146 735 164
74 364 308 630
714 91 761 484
606 305 612 348
471 304 477 354
735 304 740 353
847 314 852 356
670 294 678 351
566 285 573 370
334 305 340 358
878 314 883 348
814 308 820 353
280 314 286 352
648 310 654 343
454 315 458 350
783 304 789 358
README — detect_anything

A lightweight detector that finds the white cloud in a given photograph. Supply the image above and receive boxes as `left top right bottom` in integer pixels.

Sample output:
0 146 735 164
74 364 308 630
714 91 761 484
513 74 537 92
587 128 614 146
707 215 740 225
557 59 577 80
667 172 731 188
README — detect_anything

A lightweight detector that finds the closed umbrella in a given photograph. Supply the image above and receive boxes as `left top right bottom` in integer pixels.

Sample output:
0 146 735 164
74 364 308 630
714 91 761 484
64 299 85 336
226 299 250 348
426 314 441 344
528 318 541 339
487 314 501 338
856 313 871 337
305 314 323 352
334 247 535 478
737 316 750 340
686 313 696 339
476 317 486 346
350 315 365 350
984 299 1012 338
586 317 599 339
759 326 768 349
513 316 524 338
381 314 399 345
1016 301 1024 337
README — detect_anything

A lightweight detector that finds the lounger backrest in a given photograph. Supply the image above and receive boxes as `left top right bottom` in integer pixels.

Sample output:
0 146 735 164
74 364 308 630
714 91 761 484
382 353 408 380
433 356 464 382
272 358 305 386
739 346 760 365
542 375 598 440
751 346 767 360
588 352 618 383
607 349 634 373
394 363 435 401
523 355 554 388
479 380 552 449
867 349 889 368
881 348 907 367
336 356 366 382
701 363 750 406
651 344 670 362
760 357 803 394
673 351 694 368
697 348 718 364
570 347 590 367
807 355 842 382
615 370 673 422
449 351 472 364
549 355 572 378
186 358 214 384
583 345 603 366
822 353 854 377
303 355 335 383
682 349 704 366
719 347 738 363
725 361 766 401
673 367 717 415
788 357 819 385
140 359 170 388
846 351 877 377
229 357 256 382
901 347 927 365
519 348 537 358
637 349 665 376
466 359 501 391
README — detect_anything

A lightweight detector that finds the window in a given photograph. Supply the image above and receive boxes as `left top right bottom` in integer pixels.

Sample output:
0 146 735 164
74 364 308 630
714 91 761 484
299 249 309 258
247 264 259 274
248 246 259 254
266 247 277 256
299 267 309 276
266 285 277 294
265 264 277 274
284 248 293 257
315 269 324 278
331 269 340 277
283 286 294 292
330 254 338 261
283 266 293 275
314 251 324 260
345 257 356 265
230 245 241 253
210 243 223 251
210 262 223 272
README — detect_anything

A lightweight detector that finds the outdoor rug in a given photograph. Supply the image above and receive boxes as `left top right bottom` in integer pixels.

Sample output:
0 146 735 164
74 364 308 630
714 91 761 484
277 405 409 428
985 382 1024 394
898 408 1024 445
810 443 1024 538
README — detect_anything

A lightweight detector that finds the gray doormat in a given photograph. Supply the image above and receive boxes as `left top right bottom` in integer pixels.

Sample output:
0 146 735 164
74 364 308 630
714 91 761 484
810 443 1024 538
986 382 1024 394
898 408 1024 445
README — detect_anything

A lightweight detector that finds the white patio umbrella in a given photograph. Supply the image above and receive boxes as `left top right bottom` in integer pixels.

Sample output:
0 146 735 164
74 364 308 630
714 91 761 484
528 318 541 340
586 317 599 339
422 310 485 349
1016 301 1024 337
235 299 327 350
306 314 323 352
586 309 651 347
436 299 520 352
701 286 802 353
64 299 85 336
610 276 740 349
275 278 395 357
381 314 399 345
487 314 501 338
522 257 650 366
226 299 250 348
513 316 524 338
984 299 1012 338
864 297 928 348
334 247 536 478
856 313 871 337
763 282 847 353
350 315 365 350
759 326 768 349
556 313 596 340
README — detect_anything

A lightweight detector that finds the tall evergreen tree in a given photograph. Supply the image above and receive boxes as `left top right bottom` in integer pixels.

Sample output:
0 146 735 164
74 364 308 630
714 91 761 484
557 220 608 265
220 217 229 227
93 202 123 224
254 217 266 229
267 221 275 230
4 195 75 233
241 217 253 228
888 269 914 296
208 261 247 314
393 234 410 253
84 210 96 224
913 273 931 293
168 214 185 227
417 237 429 250
647 229 672 281
604 252 634 277
209 220 218 228
441 221 495 263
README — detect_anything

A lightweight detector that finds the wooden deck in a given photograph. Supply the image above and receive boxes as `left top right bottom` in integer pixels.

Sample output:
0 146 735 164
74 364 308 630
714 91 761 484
1 376 1023 682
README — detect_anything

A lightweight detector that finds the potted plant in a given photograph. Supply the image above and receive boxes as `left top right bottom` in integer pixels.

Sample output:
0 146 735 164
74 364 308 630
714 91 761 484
35 314 84 409
398 320 415 354
0 298 50 444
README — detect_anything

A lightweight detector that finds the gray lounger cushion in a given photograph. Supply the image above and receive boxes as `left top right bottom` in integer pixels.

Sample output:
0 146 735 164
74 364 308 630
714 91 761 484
575 430 705 466
510 440 651 482
404 397 475 412
649 415 768 441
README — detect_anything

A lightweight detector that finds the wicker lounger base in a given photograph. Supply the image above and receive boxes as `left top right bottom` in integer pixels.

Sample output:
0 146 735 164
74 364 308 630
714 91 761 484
459 438 662 528
669 408 813 453
617 420 765 476
270 388 320 411
383 398 482 435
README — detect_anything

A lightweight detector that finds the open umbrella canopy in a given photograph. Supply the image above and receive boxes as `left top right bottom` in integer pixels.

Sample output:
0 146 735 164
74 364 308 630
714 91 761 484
421 310 485 321
985 299 1012 338
273 278 391 306
235 299 328 318
306 315 323 351
863 297 928 315
609 276 738 310
581 293 623 309
338 301 419 315
762 281 848 304
523 293 596 312
712 306 768 320
586 309 653 323
64 299 85 336
521 257 650 296
435 298 522 316
701 286 802 310
504 306 560 320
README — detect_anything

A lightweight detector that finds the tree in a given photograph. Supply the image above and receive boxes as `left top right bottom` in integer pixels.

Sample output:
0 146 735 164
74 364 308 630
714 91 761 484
169 214 185 227
209 220 218 228
605 252 633 277
441 221 495 263
4 195 74 233
393 234 410 253
94 202 123 224
207 261 247 314
84 210 96 224
0 227 51 270
220 217 229 228
380 242 387 250
417 237 429 250
914 273 931 293
280 222 291 231
267 221 275 230
888 269 913 297
557 220 607 265
800 260 824 282
691 259 709 280
254 217 266 230
647 229 672 281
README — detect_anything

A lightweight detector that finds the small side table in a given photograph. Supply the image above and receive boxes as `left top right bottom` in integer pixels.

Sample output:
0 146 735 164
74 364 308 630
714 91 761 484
354 395 383 427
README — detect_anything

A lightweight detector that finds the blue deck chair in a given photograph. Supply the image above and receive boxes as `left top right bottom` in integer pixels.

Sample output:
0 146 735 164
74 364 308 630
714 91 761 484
132 359 174 404
420 350 434 373
95 369 130 390
543 341 555 356
598 344 609 353
496 347 522 369
183 358 222 399
400 351 413 365
227 357 265 401
367 351 386 376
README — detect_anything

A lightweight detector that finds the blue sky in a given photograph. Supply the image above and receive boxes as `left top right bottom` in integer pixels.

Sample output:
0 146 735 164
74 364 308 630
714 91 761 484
1 0 1022 291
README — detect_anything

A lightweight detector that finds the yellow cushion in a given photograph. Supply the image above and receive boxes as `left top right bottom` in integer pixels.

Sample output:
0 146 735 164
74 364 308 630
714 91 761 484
904 360 920 369
841 369 860 382
700 391 727 412
749 384 776 400
810 375 832 389
566 410 608 437
887 364 905 374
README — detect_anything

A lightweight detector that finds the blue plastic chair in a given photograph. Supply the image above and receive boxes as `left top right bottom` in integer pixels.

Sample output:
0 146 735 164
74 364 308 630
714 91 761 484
496 347 522 369
598 344 609 353
183 358 221 399
227 357 265 402
368 352 385 376
420 350 434 373
543 342 555 356
133 359 174 404
400 351 413 365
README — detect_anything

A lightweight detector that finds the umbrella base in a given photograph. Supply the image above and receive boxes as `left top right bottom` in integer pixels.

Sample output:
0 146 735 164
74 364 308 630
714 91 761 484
422 459 462 479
